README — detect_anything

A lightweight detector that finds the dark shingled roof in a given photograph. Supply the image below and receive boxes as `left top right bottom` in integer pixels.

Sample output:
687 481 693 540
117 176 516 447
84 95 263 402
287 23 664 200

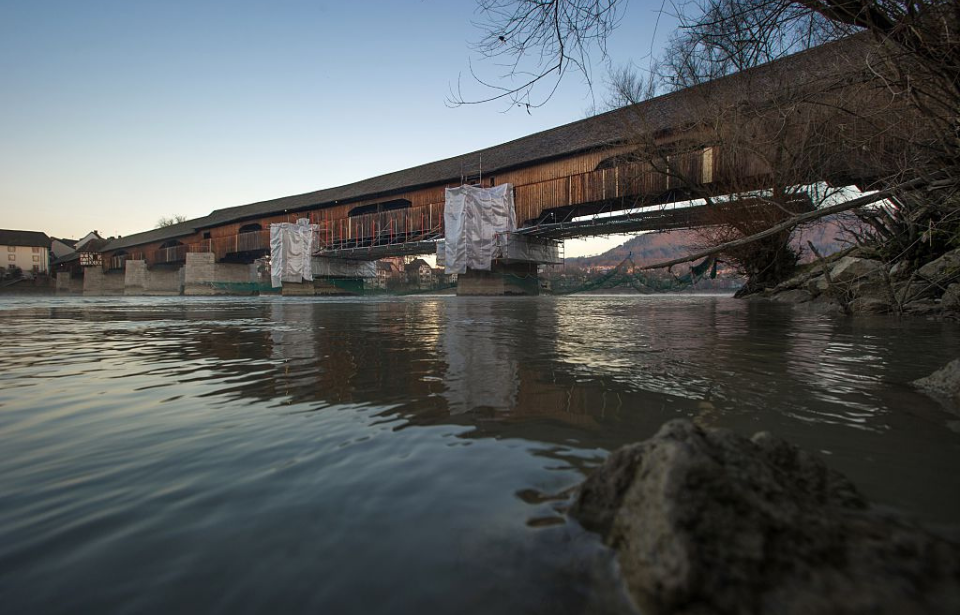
81 238 110 252
51 251 80 266
0 229 51 248
103 36 868 253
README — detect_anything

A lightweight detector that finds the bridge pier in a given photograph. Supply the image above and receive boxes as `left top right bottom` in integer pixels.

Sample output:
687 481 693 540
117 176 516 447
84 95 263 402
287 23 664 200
83 267 124 295
457 262 540 296
124 260 182 295
277 257 374 296
452 233 560 296
280 278 365 296
183 253 259 295
56 272 83 294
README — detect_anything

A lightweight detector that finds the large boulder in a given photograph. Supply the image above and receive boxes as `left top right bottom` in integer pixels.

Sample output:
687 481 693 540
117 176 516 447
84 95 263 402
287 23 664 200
829 256 883 283
805 274 829 296
894 280 939 303
942 284 960 311
919 249 960 283
570 420 960 615
914 359 960 409
849 296 891 314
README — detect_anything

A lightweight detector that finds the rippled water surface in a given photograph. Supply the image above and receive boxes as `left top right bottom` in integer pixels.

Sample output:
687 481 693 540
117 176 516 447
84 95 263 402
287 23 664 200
2 295 959 614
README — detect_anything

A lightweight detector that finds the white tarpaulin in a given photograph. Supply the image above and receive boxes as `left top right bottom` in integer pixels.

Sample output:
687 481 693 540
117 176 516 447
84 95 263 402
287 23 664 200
444 184 516 275
270 219 316 287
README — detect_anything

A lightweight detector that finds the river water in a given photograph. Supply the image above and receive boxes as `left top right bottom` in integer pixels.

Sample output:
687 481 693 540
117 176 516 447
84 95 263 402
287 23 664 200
2 294 959 614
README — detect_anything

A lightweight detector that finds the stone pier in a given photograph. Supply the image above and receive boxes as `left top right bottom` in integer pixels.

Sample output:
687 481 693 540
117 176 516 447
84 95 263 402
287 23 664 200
56 272 84 294
124 260 182 295
456 262 541 296
278 257 373 296
82 268 125 295
280 278 365 296
454 234 560 296
183 253 257 295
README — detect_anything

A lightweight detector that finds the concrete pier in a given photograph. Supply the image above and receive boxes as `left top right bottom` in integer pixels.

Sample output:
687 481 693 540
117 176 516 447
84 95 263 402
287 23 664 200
124 260 182 295
183 253 257 295
83 268 125 295
456 262 540 296
280 278 365 296
56 272 83 294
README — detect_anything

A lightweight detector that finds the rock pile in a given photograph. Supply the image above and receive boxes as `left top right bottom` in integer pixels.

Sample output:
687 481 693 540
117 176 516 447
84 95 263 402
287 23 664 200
755 247 960 318
571 420 960 615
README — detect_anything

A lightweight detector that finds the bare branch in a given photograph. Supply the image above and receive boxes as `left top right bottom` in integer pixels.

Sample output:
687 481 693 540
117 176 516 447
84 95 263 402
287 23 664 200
635 178 928 271
450 1 625 110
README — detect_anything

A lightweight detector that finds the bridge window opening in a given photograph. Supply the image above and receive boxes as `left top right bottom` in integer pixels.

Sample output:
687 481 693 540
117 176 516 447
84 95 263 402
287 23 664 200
159 240 183 249
348 199 411 217
239 223 262 234
202 232 211 239
596 153 638 170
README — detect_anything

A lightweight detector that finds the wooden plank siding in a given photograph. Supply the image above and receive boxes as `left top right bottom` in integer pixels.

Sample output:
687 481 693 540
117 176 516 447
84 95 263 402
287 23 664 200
101 143 724 265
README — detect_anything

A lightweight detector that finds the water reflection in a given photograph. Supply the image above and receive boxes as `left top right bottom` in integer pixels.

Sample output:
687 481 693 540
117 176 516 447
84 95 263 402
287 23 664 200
2 295 960 615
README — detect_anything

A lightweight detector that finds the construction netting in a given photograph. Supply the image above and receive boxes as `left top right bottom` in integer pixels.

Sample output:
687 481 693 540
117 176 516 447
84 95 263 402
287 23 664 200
551 255 719 294
443 184 516 275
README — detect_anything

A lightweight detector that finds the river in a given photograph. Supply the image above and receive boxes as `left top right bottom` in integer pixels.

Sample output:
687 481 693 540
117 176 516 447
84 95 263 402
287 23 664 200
2 294 959 614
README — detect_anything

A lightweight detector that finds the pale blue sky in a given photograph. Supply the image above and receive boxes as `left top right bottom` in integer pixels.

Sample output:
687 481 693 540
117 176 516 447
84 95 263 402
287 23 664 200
1 1 674 256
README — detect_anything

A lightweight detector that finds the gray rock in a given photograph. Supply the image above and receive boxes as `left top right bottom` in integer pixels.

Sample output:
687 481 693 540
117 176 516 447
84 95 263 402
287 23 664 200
571 420 960 615
774 270 815 292
848 277 892 301
942 284 960 311
919 249 960 283
903 299 942 317
805 274 828 296
830 256 883 283
769 288 812 304
889 261 910 279
914 359 960 407
894 280 939 303
849 297 890 314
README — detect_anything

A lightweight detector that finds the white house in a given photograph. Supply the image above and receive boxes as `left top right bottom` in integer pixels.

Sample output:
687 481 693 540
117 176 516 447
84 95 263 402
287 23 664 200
0 229 51 276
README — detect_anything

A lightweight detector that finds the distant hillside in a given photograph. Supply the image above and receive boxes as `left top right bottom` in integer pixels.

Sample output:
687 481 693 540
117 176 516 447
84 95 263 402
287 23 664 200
566 217 857 270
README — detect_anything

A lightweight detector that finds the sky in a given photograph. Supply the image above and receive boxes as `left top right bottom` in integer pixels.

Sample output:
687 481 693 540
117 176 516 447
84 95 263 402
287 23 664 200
0 1 676 257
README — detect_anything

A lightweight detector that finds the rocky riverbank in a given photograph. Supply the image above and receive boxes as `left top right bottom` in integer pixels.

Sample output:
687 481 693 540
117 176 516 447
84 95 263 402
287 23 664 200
751 247 960 318
570 420 960 615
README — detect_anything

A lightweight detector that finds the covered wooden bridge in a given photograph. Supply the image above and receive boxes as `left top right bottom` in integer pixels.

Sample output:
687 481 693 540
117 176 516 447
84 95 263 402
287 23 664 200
79 36 882 295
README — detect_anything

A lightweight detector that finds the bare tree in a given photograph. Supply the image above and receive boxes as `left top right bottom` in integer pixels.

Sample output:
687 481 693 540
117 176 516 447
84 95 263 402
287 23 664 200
461 0 959 289
597 31 889 292
156 215 188 228
449 0 625 110
668 0 959 271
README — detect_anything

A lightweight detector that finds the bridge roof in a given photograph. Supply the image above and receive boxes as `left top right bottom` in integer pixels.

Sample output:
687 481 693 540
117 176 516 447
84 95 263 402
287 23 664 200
104 36 865 253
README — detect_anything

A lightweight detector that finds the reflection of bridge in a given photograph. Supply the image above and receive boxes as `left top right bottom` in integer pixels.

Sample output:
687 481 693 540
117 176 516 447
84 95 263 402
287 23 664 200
60 37 875 296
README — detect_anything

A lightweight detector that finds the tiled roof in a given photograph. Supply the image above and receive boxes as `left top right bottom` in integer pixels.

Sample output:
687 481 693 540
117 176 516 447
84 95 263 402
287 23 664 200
0 229 50 248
